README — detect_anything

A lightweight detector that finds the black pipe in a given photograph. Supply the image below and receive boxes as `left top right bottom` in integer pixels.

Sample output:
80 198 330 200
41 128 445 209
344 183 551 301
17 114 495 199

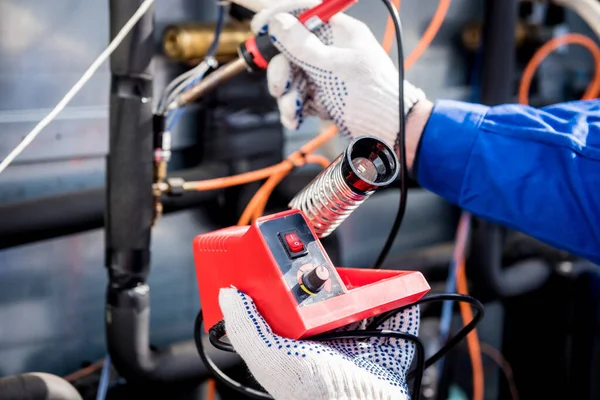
470 0 550 298
103 0 228 385
105 284 240 384
105 0 155 290
480 0 518 106
0 164 228 249
0 373 82 400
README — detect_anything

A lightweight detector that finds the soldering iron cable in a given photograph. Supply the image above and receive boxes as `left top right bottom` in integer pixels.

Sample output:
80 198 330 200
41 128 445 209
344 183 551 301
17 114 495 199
0 0 155 176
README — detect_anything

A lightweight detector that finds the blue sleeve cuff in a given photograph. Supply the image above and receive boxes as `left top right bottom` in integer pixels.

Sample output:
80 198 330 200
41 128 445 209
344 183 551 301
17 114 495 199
416 100 490 205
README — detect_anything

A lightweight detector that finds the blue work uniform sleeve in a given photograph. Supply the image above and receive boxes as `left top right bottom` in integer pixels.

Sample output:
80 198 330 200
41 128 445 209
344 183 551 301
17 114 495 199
416 99 600 266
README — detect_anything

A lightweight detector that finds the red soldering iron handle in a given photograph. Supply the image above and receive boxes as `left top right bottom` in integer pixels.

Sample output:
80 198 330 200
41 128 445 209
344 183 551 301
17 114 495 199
298 0 358 29
238 0 358 72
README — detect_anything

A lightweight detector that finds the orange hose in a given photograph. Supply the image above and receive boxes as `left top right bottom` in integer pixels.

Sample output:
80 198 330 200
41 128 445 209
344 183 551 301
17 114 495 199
404 0 451 70
206 378 217 400
456 257 484 400
63 359 105 382
187 0 451 223
519 33 600 105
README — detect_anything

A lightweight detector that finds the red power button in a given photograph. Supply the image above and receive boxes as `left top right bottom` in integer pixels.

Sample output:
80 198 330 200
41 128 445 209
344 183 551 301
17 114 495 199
284 232 304 253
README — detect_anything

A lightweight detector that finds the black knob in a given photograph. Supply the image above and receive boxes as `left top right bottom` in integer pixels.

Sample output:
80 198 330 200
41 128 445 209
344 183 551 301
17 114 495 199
301 265 330 294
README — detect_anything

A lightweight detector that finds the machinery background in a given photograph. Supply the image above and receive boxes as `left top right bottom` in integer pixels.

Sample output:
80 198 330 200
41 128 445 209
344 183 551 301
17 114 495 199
0 0 469 377
0 0 598 399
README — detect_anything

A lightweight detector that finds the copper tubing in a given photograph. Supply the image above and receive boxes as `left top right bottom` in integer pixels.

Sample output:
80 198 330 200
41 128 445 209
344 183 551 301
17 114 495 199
166 58 248 111
162 22 253 62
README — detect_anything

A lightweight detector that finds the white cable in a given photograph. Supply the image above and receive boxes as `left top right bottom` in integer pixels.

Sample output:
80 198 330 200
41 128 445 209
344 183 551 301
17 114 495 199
159 57 217 115
0 0 155 175
554 0 600 40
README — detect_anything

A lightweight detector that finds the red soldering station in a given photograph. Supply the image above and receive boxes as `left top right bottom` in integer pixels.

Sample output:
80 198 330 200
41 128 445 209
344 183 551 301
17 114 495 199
193 136 431 340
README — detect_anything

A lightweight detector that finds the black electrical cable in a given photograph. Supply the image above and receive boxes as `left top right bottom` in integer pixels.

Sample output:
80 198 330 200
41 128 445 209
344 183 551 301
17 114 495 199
373 0 407 270
366 293 485 378
194 295 483 400
206 3 226 58
194 312 273 399
202 294 485 382
195 310 426 400
313 330 425 400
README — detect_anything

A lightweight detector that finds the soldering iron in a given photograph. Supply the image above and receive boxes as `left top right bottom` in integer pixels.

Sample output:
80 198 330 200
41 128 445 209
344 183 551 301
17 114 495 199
165 0 358 111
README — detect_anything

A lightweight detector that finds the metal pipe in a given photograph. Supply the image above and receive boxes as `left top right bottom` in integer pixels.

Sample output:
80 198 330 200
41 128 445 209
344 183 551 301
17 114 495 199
289 136 399 238
166 58 248 111
0 164 229 249
162 22 253 62
104 0 235 384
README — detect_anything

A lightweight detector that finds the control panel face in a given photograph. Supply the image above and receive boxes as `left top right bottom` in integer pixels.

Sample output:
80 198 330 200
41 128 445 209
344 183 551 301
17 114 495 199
258 213 345 307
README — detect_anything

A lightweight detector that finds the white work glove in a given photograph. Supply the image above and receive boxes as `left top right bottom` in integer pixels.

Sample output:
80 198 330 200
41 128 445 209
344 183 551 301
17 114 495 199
219 288 420 400
251 0 426 148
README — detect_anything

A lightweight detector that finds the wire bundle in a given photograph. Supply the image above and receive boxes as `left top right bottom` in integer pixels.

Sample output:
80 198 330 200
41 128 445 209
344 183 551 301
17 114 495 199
194 293 484 400
157 4 227 131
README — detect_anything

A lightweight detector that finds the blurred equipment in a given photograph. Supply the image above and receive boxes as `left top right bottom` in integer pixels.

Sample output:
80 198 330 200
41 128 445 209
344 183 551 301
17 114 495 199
0 373 82 400
162 22 253 63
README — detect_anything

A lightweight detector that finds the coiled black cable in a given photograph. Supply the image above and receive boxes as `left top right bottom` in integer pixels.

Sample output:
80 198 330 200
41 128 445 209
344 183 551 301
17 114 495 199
195 311 424 400
366 293 485 378
373 0 407 270
194 294 484 400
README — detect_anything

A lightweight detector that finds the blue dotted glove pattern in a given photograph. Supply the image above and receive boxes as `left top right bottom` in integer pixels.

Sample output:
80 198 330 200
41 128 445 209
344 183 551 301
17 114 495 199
261 9 353 137
232 289 419 398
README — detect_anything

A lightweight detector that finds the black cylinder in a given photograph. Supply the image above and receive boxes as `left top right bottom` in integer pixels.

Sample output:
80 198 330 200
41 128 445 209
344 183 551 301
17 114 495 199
470 0 550 299
105 286 239 384
105 0 155 289
480 0 518 105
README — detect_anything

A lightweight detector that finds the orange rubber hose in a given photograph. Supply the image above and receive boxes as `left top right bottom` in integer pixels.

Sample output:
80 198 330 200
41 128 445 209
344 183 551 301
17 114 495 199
519 33 600 105
206 378 217 400
456 257 484 400
238 155 331 226
188 0 451 223
250 154 331 221
404 0 451 70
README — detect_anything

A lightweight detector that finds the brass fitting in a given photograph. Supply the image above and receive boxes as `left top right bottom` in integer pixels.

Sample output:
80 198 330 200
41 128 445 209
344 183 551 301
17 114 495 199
152 160 168 225
162 22 253 63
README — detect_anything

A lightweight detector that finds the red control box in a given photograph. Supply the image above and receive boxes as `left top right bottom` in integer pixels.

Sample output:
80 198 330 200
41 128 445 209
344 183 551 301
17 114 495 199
193 209 430 339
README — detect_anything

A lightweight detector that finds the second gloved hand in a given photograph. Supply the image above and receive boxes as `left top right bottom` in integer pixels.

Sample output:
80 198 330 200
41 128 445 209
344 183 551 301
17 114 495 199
251 0 426 148
219 288 420 400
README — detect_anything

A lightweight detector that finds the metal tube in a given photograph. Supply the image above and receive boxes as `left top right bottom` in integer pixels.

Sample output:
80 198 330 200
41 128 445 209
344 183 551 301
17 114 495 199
167 58 248 111
162 22 253 62
104 0 237 384
289 136 399 238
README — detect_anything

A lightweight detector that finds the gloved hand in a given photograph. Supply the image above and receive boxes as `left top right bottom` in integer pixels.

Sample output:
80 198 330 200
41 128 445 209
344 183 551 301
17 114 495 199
219 287 420 400
250 0 426 149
